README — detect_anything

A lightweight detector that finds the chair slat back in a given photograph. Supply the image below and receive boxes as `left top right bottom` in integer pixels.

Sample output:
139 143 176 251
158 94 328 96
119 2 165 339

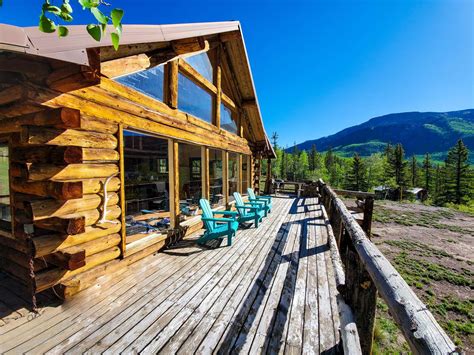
234 192 249 217
199 198 215 232
247 188 256 200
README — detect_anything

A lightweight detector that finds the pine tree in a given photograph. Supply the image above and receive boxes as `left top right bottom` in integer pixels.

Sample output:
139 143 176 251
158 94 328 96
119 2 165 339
383 143 395 184
390 144 408 199
433 164 445 205
271 132 279 150
346 153 367 191
280 149 287 180
410 156 418 187
422 153 432 192
444 139 471 204
309 144 316 171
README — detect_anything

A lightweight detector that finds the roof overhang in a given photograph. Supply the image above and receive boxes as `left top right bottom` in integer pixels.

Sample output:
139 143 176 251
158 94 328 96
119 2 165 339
0 21 275 157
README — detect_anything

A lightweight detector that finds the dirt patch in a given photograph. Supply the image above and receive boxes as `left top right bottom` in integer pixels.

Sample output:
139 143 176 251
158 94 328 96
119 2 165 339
369 200 474 352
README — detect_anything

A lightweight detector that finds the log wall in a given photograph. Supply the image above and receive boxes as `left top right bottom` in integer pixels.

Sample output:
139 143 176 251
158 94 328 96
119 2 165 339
0 106 123 299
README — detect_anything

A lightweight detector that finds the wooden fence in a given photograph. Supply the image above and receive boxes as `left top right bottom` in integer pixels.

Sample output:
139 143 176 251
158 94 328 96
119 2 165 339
317 179 458 354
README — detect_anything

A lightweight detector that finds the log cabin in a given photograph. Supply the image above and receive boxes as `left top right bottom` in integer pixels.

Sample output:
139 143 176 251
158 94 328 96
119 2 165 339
0 21 275 303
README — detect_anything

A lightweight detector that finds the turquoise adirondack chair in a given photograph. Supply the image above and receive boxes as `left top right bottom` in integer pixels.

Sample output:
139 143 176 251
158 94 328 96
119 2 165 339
247 188 272 217
233 192 265 228
198 199 239 246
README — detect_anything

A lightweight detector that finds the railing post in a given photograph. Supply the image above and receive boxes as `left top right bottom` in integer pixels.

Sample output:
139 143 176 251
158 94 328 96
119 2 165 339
342 240 377 354
362 196 374 236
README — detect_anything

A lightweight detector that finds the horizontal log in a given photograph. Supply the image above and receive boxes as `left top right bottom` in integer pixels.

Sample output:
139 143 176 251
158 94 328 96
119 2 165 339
11 178 83 200
0 234 33 254
43 247 86 271
11 162 119 181
32 222 121 257
318 181 456 353
11 146 119 164
0 245 35 271
20 126 117 149
124 233 167 257
0 257 33 285
35 246 121 292
35 216 86 235
62 205 121 227
0 56 51 81
58 236 166 298
337 294 362 354
321 204 345 292
0 85 26 106
24 193 119 221
171 37 207 55
333 189 375 199
82 177 121 194
61 233 121 257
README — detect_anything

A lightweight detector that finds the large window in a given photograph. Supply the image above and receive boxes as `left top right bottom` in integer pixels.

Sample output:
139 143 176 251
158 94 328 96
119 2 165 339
209 149 223 207
178 73 213 123
221 104 238 134
228 153 239 202
179 143 202 218
242 155 250 194
184 52 213 82
0 143 10 230
115 65 165 102
123 131 170 240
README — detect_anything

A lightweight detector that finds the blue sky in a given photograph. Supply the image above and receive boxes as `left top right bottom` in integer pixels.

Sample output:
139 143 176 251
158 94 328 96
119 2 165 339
1 0 472 147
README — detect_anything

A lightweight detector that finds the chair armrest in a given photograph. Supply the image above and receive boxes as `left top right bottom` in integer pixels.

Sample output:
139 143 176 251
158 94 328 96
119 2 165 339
257 195 272 201
244 202 263 207
213 210 239 216
202 217 235 223
249 198 267 206
237 205 260 211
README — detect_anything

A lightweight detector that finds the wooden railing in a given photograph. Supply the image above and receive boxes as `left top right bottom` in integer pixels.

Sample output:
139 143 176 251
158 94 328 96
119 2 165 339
317 179 458 354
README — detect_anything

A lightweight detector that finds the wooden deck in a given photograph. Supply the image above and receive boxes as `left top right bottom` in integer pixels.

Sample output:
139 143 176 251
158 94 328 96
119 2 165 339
0 197 341 354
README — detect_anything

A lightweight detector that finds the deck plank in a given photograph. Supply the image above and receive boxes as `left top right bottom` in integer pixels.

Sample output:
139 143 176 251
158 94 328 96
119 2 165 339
0 197 341 354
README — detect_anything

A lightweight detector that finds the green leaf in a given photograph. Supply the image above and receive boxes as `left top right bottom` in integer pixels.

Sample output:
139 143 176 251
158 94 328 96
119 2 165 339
111 32 120 51
58 26 69 37
0 0 3 7
86 24 102 41
61 1 73 14
39 15 57 33
79 0 99 9
90 7 108 25
44 5 61 15
59 12 73 21
111 9 124 28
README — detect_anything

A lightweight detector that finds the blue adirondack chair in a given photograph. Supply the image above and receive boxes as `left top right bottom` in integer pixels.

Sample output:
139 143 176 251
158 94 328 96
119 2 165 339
198 199 239 246
247 188 272 217
233 192 265 228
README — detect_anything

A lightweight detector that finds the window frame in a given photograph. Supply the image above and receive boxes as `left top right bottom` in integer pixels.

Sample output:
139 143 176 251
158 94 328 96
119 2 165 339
0 138 12 233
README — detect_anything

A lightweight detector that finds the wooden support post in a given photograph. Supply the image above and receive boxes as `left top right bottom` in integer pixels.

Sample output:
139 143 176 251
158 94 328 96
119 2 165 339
238 154 243 193
168 140 180 228
223 150 228 206
201 146 209 200
118 124 126 257
362 196 374 236
264 158 272 194
165 60 178 109
213 47 222 128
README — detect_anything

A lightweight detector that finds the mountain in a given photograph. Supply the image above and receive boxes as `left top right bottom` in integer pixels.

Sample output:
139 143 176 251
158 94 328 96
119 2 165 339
288 109 474 162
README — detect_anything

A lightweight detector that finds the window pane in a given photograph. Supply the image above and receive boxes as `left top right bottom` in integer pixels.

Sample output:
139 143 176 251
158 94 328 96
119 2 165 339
178 73 213 123
228 153 239 202
184 52 213 82
179 143 202 217
242 155 249 193
115 65 164 102
221 104 238 134
0 144 10 228
209 149 223 207
124 131 170 238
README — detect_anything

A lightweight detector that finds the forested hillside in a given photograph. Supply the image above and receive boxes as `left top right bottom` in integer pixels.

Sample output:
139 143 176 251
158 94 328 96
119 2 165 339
289 109 474 163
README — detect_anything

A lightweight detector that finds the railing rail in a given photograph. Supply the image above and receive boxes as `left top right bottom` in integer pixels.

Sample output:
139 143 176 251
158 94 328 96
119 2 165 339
317 179 458 354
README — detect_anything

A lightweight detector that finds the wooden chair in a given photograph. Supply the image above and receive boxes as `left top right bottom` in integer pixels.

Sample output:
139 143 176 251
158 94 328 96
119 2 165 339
233 192 265 228
198 199 239 246
247 188 272 217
